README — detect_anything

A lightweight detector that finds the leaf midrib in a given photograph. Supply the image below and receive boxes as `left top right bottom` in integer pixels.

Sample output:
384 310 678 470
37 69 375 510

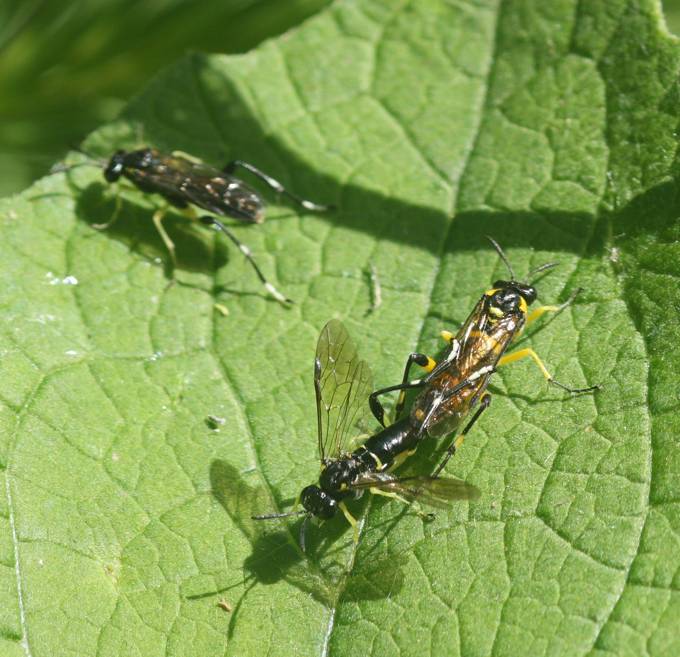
313 0 503 651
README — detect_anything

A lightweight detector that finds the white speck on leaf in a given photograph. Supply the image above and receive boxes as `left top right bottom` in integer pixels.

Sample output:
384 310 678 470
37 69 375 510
45 272 79 286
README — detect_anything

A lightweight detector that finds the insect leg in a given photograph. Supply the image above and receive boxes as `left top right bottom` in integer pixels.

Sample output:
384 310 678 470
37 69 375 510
432 394 491 478
498 348 600 394
152 208 177 270
369 379 428 428
299 515 310 554
369 486 432 519
224 160 331 212
440 330 455 343
369 486 409 505
525 287 582 326
369 352 435 426
393 353 437 419
92 187 122 230
337 501 360 543
198 215 292 305
388 448 417 471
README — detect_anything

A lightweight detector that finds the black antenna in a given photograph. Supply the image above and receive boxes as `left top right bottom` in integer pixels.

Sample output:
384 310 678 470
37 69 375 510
50 145 107 176
251 509 307 521
50 161 100 175
527 261 558 281
486 236 515 279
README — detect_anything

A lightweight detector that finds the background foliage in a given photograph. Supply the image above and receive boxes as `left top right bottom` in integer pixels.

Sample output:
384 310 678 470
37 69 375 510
1 1 679 656
0 0 330 196
1 0 680 196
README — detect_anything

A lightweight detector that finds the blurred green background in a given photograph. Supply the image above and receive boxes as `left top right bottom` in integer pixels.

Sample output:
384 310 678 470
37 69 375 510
0 0 676 197
0 0 330 197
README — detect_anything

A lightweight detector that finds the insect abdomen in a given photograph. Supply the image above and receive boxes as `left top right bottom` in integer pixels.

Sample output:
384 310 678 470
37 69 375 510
355 417 417 472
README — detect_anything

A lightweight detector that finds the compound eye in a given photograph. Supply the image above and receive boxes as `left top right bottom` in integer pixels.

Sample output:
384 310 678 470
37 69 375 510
103 155 124 182
523 285 537 304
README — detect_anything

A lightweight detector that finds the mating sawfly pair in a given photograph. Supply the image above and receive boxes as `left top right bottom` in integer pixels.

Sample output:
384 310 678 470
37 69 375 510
253 239 599 551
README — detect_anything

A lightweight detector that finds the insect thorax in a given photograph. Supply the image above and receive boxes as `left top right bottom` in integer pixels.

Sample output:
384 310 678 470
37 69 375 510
319 458 362 492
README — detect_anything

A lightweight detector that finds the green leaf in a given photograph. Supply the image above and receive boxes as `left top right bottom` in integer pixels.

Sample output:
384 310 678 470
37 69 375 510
0 1 676 655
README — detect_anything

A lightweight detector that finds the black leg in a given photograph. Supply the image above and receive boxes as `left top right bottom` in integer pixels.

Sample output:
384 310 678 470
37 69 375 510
199 215 292 305
224 160 331 212
299 515 310 554
369 381 427 427
369 352 434 426
394 353 437 419
432 394 491 478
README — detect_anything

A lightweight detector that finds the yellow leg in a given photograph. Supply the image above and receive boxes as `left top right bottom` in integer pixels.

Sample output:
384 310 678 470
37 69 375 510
388 448 416 471
94 180 145 230
152 208 177 267
525 305 560 326
499 347 552 379
346 432 371 453
182 205 200 222
526 288 582 326
369 486 431 520
498 348 599 394
369 487 410 505
93 189 122 230
337 502 359 543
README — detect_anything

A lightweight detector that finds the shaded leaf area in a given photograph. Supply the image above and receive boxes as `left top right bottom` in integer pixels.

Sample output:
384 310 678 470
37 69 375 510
0 1 676 656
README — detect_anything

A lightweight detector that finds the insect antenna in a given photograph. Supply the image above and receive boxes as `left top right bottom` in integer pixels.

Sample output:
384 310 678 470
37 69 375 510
486 236 515 279
251 509 307 521
251 508 312 553
50 147 107 175
50 161 95 175
527 261 558 281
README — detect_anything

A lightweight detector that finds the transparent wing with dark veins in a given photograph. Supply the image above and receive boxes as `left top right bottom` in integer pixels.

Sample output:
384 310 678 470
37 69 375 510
410 295 515 439
142 152 263 221
314 320 373 463
350 472 480 509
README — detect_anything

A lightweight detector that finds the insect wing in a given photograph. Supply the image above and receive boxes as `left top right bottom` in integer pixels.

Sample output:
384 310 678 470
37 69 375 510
410 296 505 438
141 153 263 222
414 390 469 439
175 158 264 222
315 320 373 462
167 154 222 180
124 151 191 200
351 473 480 509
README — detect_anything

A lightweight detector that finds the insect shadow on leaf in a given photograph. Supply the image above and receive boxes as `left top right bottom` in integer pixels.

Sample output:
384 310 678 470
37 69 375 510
185 459 411 624
61 145 332 303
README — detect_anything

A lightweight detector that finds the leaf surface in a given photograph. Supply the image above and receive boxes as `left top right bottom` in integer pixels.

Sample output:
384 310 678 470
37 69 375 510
0 1 676 656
